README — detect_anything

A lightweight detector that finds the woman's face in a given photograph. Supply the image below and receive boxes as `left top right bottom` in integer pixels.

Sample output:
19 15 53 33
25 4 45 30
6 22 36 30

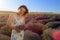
18 7 26 16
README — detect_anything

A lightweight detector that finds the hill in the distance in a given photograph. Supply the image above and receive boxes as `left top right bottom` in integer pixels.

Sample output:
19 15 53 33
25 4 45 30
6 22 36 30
0 11 60 14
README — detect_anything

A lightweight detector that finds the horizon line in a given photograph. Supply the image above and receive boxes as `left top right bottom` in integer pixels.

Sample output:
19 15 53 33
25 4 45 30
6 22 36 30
0 10 60 13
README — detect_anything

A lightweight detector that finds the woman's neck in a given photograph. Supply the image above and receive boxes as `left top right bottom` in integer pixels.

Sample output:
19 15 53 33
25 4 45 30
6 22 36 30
17 13 22 17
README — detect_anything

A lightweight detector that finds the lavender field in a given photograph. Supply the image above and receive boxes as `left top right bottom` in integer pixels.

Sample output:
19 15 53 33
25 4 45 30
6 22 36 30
0 11 60 40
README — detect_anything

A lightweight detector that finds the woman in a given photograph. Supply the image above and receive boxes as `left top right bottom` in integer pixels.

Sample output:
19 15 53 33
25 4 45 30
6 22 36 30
7 5 28 40
7 5 41 40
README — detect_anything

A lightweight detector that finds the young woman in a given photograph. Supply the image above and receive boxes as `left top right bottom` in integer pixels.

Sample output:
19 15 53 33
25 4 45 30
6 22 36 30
7 5 41 40
7 5 28 40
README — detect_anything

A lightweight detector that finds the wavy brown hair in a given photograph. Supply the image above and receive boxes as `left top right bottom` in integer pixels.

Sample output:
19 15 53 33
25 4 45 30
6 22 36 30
18 5 28 15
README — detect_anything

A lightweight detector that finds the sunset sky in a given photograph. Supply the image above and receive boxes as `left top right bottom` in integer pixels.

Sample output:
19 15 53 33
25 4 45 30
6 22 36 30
0 0 60 12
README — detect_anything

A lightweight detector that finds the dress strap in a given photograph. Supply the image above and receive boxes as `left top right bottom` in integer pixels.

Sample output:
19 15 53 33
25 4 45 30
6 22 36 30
13 14 20 21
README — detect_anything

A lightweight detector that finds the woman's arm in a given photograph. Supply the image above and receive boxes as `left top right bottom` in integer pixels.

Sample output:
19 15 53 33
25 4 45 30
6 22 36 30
7 14 16 30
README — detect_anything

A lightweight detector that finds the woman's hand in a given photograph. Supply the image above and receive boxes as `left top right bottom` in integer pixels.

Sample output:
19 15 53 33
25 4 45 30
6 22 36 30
16 25 24 29
15 25 24 32
15 27 21 32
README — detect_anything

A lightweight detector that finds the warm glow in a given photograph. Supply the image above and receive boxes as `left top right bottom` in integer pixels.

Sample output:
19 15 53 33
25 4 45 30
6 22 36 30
0 0 5 10
0 0 17 11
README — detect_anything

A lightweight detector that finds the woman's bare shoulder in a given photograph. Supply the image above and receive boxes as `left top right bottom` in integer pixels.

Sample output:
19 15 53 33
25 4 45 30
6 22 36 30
9 14 13 17
8 14 14 20
9 13 16 18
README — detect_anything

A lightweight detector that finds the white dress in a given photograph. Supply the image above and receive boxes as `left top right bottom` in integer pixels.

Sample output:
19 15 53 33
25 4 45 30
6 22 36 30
11 14 24 40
